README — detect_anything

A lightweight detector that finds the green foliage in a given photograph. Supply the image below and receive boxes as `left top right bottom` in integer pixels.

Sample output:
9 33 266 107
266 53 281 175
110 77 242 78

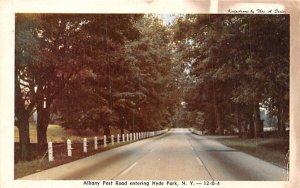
51 14 144 133
173 14 289 136
122 14 179 131
49 14 179 133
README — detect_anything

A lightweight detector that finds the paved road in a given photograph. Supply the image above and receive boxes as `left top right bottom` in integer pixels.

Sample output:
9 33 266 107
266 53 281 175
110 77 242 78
21 128 288 180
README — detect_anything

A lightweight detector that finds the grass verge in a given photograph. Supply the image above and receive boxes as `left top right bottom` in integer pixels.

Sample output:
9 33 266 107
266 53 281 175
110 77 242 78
14 124 128 143
214 137 289 169
15 141 135 179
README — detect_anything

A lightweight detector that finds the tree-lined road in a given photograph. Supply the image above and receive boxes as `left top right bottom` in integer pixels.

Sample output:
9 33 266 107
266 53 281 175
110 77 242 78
21 128 288 180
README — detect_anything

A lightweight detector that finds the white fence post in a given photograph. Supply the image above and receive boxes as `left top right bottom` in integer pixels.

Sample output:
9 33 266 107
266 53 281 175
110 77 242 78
67 139 72 157
133 132 136 140
48 142 54 161
104 135 107 147
94 136 98 150
111 135 114 145
126 134 129 142
117 134 120 144
83 138 87 153
122 134 125 142
130 133 132 141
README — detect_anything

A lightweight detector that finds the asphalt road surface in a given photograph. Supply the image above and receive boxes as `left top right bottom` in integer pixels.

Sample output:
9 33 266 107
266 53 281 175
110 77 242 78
21 128 288 180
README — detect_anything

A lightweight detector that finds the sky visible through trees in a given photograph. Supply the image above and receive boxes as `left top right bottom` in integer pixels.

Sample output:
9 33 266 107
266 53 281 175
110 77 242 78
15 14 289 161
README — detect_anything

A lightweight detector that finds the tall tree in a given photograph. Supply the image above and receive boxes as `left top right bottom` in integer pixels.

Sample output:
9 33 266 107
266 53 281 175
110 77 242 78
123 15 178 131
15 14 41 160
33 14 90 145
53 14 142 136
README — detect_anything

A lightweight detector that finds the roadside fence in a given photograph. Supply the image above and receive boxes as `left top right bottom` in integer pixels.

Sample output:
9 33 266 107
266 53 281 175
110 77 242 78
47 129 168 162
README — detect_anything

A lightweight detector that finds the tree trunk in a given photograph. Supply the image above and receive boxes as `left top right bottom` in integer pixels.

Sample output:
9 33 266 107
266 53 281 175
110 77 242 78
208 108 216 134
277 102 286 136
212 80 222 135
119 112 125 135
132 111 135 133
214 104 223 135
258 109 264 138
37 103 50 145
236 105 242 138
19 116 30 161
92 121 100 134
104 124 110 136
15 79 32 161
248 116 255 138
253 102 264 138
37 123 48 145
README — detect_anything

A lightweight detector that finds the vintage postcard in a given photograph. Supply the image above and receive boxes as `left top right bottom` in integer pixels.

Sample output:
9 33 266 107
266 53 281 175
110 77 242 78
0 0 299 188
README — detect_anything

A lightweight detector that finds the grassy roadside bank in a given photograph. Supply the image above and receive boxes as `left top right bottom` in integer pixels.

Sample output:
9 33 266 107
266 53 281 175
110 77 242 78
15 141 132 179
213 137 289 169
